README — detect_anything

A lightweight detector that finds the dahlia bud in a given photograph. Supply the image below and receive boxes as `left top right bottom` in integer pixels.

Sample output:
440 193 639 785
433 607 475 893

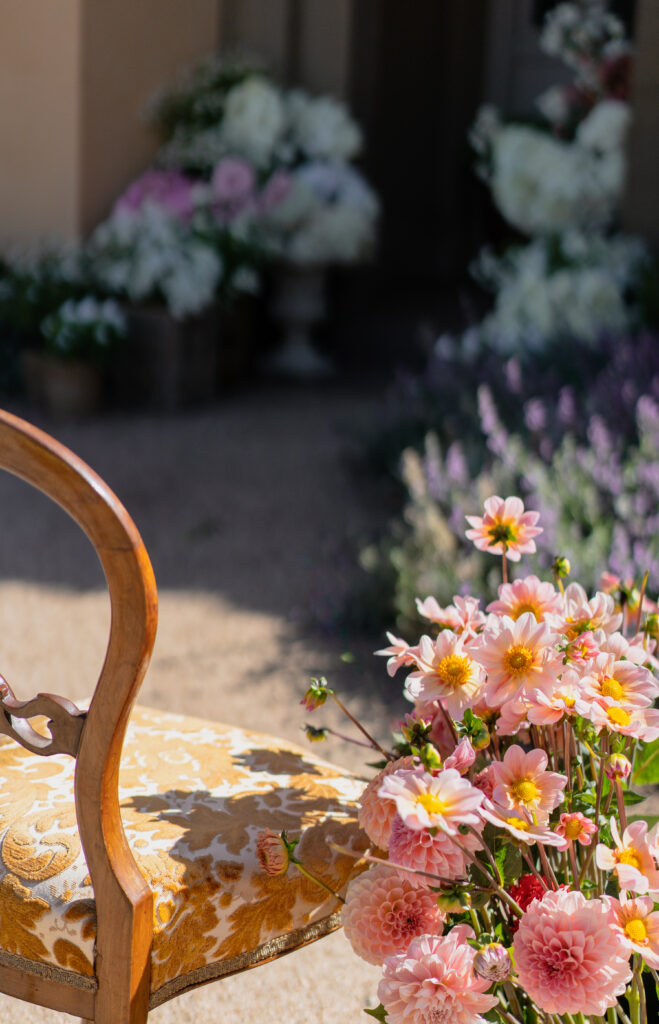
304 724 328 742
553 555 571 579
473 942 512 983
604 752 632 782
444 737 476 775
256 829 291 876
300 677 333 712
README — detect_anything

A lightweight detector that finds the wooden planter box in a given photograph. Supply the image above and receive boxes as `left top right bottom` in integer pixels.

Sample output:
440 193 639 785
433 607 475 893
116 303 220 412
21 351 103 419
114 300 258 412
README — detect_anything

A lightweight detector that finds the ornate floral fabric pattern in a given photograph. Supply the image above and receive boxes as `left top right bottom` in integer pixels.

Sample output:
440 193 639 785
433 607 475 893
0 706 367 997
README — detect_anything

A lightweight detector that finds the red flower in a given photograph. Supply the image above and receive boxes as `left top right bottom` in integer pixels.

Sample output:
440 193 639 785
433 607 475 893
508 874 547 932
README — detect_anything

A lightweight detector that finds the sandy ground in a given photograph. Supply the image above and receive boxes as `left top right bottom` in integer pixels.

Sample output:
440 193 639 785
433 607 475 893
0 382 395 1023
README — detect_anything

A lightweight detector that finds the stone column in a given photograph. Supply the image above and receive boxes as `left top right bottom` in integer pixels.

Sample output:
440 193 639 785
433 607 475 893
0 0 220 245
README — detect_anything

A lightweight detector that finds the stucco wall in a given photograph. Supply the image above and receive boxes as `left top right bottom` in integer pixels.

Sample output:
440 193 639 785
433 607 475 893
0 0 81 243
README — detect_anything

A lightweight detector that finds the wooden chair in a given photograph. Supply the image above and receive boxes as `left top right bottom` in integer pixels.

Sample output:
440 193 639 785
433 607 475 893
0 408 367 1023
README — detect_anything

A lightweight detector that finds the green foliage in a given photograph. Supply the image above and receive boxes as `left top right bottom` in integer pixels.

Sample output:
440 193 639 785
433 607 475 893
364 1005 387 1022
633 737 659 786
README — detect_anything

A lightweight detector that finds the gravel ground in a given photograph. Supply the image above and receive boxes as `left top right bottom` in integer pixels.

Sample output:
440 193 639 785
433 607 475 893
0 381 396 1023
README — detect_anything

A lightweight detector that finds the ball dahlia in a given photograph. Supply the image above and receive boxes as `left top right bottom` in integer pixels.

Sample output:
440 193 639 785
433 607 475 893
513 888 632 1016
341 863 444 965
358 756 415 849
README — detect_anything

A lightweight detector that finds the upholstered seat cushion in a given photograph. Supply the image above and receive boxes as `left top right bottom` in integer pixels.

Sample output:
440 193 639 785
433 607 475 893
0 706 367 1004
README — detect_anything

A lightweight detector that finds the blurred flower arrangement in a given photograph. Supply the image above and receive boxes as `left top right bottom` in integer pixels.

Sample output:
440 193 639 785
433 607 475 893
147 54 379 266
268 496 659 1024
467 0 645 358
40 296 126 365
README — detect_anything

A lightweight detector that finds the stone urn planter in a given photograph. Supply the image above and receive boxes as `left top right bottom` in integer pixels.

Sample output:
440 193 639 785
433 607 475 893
21 351 103 419
264 265 333 378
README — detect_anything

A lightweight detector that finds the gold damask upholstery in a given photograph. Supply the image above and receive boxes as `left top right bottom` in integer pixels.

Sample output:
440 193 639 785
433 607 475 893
0 705 367 1006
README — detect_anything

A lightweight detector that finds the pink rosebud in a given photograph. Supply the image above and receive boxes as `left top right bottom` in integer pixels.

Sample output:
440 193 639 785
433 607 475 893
604 753 632 781
256 829 290 876
444 737 476 775
473 942 512 982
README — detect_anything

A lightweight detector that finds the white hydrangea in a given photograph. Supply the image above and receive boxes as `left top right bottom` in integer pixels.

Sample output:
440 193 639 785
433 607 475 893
220 76 286 167
540 1 626 85
490 123 624 234
287 90 362 161
261 161 379 265
477 232 647 355
576 99 631 153
90 203 222 320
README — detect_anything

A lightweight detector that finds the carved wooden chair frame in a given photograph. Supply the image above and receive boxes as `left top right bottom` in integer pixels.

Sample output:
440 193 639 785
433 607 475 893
0 408 158 1023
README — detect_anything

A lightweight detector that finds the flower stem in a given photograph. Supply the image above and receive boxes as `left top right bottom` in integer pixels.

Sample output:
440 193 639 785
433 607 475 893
615 778 628 834
568 842 582 893
501 549 509 585
290 857 345 903
329 692 393 761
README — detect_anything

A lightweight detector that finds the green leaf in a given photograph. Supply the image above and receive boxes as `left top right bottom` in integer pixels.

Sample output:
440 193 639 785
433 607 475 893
633 737 659 785
622 789 647 806
495 842 523 886
364 1005 387 1022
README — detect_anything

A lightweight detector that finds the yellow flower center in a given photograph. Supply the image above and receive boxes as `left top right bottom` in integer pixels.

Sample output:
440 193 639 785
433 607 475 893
564 819 584 840
557 694 576 708
511 778 541 805
487 521 519 547
506 817 530 832
503 644 534 676
512 601 541 620
564 617 593 641
437 653 472 688
625 918 648 944
416 792 448 816
616 847 642 870
601 677 624 701
607 706 631 727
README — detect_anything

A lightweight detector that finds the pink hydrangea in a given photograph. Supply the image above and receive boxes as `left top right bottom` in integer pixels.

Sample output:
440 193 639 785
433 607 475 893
358 756 415 849
514 888 632 1016
115 168 196 221
388 812 482 886
342 863 444 965
465 495 542 562
378 926 498 1024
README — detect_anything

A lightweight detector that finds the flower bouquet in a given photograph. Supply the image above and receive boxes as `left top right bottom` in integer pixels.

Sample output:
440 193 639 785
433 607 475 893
268 495 659 1024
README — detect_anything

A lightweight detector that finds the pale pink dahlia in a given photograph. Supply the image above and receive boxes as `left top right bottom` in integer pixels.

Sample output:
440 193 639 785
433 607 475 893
378 767 484 836
375 632 419 677
556 812 597 846
490 744 567 822
487 574 563 622
473 612 563 708
359 756 415 849
416 595 486 639
513 888 632 1016
596 818 659 894
378 926 498 1024
606 894 659 968
388 812 482 886
342 863 444 965
465 495 542 562
405 631 486 717
560 582 622 639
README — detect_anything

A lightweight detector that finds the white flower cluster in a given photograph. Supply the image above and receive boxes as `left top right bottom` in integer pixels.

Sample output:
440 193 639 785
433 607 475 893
261 161 379 265
158 72 363 173
489 100 630 235
90 203 222 320
540 1 628 86
473 233 647 355
41 297 126 358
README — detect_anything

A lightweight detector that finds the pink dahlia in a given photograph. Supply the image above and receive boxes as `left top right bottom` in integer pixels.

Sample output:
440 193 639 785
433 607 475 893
416 595 486 639
375 632 419 677
342 863 444 965
560 582 622 639
487 575 563 622
606 894 659 968
489 744 567 822
556 812 597 846
359 756 415 849
473 612 562 708
596 818 659 894
378 767 484 836
405 631 486 717
513 888 632 1015
378 926 498 1024
465 495 542 562
388 812 482 886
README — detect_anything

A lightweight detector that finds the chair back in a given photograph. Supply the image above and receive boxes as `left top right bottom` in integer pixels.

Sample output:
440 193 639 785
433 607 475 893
0 409 158 1021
